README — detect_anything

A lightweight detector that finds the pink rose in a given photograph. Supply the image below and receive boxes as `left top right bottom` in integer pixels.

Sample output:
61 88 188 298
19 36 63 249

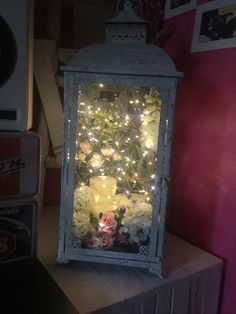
100 232 114 249
98 212 117 234
80 141 92 155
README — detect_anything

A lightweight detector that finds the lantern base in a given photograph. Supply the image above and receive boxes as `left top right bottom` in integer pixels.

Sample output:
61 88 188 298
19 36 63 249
56 256 69 264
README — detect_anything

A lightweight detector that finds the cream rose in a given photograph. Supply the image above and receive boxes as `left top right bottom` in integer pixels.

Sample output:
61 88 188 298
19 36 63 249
80 141 92 155
89 154 104 168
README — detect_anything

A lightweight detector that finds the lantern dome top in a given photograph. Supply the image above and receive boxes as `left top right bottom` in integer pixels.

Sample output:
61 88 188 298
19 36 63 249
62 43 182 78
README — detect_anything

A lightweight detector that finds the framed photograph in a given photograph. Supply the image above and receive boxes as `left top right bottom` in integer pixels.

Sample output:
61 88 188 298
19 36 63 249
165 0 196 19
192 0 236 52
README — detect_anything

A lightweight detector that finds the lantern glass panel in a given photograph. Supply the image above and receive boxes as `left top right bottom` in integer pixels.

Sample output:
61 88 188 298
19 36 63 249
72 83 161 254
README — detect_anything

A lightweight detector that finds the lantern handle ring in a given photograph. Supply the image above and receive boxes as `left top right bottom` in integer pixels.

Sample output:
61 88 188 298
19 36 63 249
116 0 143 17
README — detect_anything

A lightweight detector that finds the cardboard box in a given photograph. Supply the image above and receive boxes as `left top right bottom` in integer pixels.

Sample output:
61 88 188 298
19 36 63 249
0 132 41 199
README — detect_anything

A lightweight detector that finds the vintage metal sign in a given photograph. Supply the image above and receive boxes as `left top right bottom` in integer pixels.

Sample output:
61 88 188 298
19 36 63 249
0 201 37 264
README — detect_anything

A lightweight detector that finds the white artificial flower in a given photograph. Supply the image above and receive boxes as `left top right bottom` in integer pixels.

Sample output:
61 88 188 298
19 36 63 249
140 106 160 152
119 202 152 245
73 186 94 214
72 211 91 237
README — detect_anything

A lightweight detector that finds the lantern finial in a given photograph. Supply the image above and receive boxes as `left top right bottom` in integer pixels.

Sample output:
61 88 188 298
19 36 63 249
106 0 147 44
122 0 133 11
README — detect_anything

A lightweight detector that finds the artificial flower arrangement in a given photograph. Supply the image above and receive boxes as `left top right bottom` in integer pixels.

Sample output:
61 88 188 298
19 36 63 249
72 86 160 253
72 190 152 253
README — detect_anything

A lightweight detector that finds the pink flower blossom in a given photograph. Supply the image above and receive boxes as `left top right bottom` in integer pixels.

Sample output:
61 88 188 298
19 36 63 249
98 212 117 234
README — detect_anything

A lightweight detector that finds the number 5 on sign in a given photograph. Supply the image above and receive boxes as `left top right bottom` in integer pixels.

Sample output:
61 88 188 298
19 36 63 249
0 231 16 260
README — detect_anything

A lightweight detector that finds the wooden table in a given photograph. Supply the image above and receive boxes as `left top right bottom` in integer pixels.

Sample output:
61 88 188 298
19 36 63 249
38 207 223 314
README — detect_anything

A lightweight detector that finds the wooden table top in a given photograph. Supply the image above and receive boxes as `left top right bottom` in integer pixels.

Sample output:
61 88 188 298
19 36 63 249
38 206 222 314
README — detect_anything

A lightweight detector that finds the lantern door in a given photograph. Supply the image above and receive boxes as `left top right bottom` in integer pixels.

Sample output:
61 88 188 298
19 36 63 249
58 73 177 276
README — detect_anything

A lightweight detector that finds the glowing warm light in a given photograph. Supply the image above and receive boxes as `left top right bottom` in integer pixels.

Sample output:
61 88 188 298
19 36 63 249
75 88 161 225
145 138 154 149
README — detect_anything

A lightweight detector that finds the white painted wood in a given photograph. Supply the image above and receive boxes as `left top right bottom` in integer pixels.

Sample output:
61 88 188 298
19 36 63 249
156 288 172 314
171 280 190 314
34 39 63 165
202 267 223 314
140 294 156 314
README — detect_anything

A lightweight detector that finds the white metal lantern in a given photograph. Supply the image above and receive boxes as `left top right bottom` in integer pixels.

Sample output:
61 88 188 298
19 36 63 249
57 1 182 277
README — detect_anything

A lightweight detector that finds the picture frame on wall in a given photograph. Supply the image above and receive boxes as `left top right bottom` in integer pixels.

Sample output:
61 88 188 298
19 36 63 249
165 0 196 19
191 0 236 52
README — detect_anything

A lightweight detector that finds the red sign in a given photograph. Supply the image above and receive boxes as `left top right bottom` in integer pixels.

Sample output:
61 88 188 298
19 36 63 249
0 231 16 260
0 133 40 198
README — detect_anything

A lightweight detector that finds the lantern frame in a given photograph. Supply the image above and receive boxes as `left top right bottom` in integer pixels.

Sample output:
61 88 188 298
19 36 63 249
57 2 182 277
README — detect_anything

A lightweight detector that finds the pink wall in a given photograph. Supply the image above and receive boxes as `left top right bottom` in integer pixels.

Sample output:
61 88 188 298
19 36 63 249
163 8 236 314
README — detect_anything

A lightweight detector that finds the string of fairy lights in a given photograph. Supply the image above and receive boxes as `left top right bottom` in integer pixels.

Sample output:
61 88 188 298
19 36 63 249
71 83 160 203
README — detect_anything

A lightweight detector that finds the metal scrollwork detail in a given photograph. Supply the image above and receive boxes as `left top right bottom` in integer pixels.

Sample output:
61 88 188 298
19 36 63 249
66 237 81 254
138 244 150 256
78 83 90 95
71 237 81 249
